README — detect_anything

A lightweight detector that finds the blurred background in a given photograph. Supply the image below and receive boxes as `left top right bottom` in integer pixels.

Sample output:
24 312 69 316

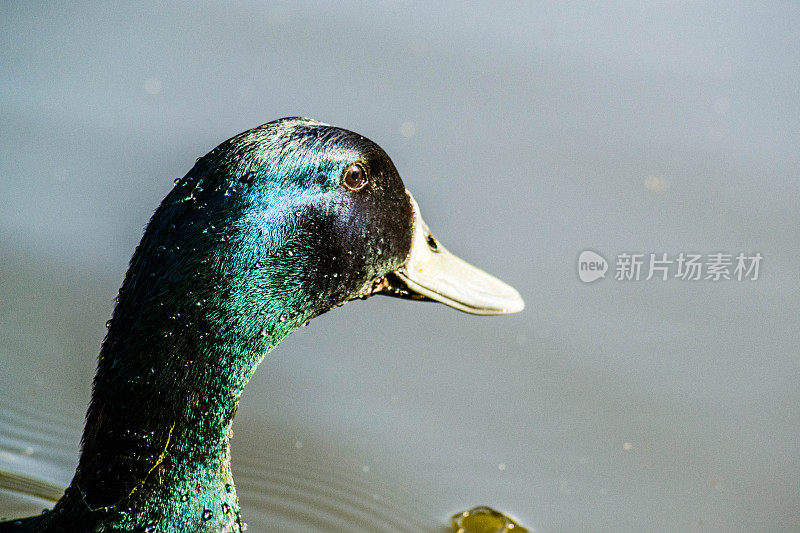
1 2 799 531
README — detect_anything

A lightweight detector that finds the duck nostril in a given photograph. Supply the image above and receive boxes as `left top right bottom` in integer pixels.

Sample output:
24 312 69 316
426 234 439 252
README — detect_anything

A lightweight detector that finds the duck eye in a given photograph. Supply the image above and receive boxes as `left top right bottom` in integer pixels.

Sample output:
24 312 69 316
341 162 368 191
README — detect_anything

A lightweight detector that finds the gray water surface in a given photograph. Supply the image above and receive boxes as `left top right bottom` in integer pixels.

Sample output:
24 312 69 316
2 3 799 531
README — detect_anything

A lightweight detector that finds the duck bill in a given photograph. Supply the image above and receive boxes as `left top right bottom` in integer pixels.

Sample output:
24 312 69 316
381 193 524 316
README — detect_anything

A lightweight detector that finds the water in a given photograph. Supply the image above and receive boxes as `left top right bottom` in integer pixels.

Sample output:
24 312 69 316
3 2 800 531
0 250 446 531
0 374 439 532
0 389 79 521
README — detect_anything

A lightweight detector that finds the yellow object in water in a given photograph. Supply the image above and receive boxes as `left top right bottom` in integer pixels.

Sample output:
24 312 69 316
451 506 529 533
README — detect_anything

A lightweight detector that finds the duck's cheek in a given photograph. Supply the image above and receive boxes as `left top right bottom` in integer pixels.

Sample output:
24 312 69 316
364 183 414 269
289 211 364 302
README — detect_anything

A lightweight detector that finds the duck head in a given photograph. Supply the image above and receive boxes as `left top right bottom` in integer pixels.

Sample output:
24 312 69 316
54 117 522 531
179 116 523 321
120 117 522 342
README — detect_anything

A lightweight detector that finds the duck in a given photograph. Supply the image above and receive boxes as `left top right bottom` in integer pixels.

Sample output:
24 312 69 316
0 117 523 532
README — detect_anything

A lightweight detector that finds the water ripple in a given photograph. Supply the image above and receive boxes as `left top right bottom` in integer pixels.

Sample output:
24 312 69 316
235 453 436 532
0 393 439 531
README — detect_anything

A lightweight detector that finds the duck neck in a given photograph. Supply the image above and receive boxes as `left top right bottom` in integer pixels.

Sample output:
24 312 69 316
57 266 310 530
